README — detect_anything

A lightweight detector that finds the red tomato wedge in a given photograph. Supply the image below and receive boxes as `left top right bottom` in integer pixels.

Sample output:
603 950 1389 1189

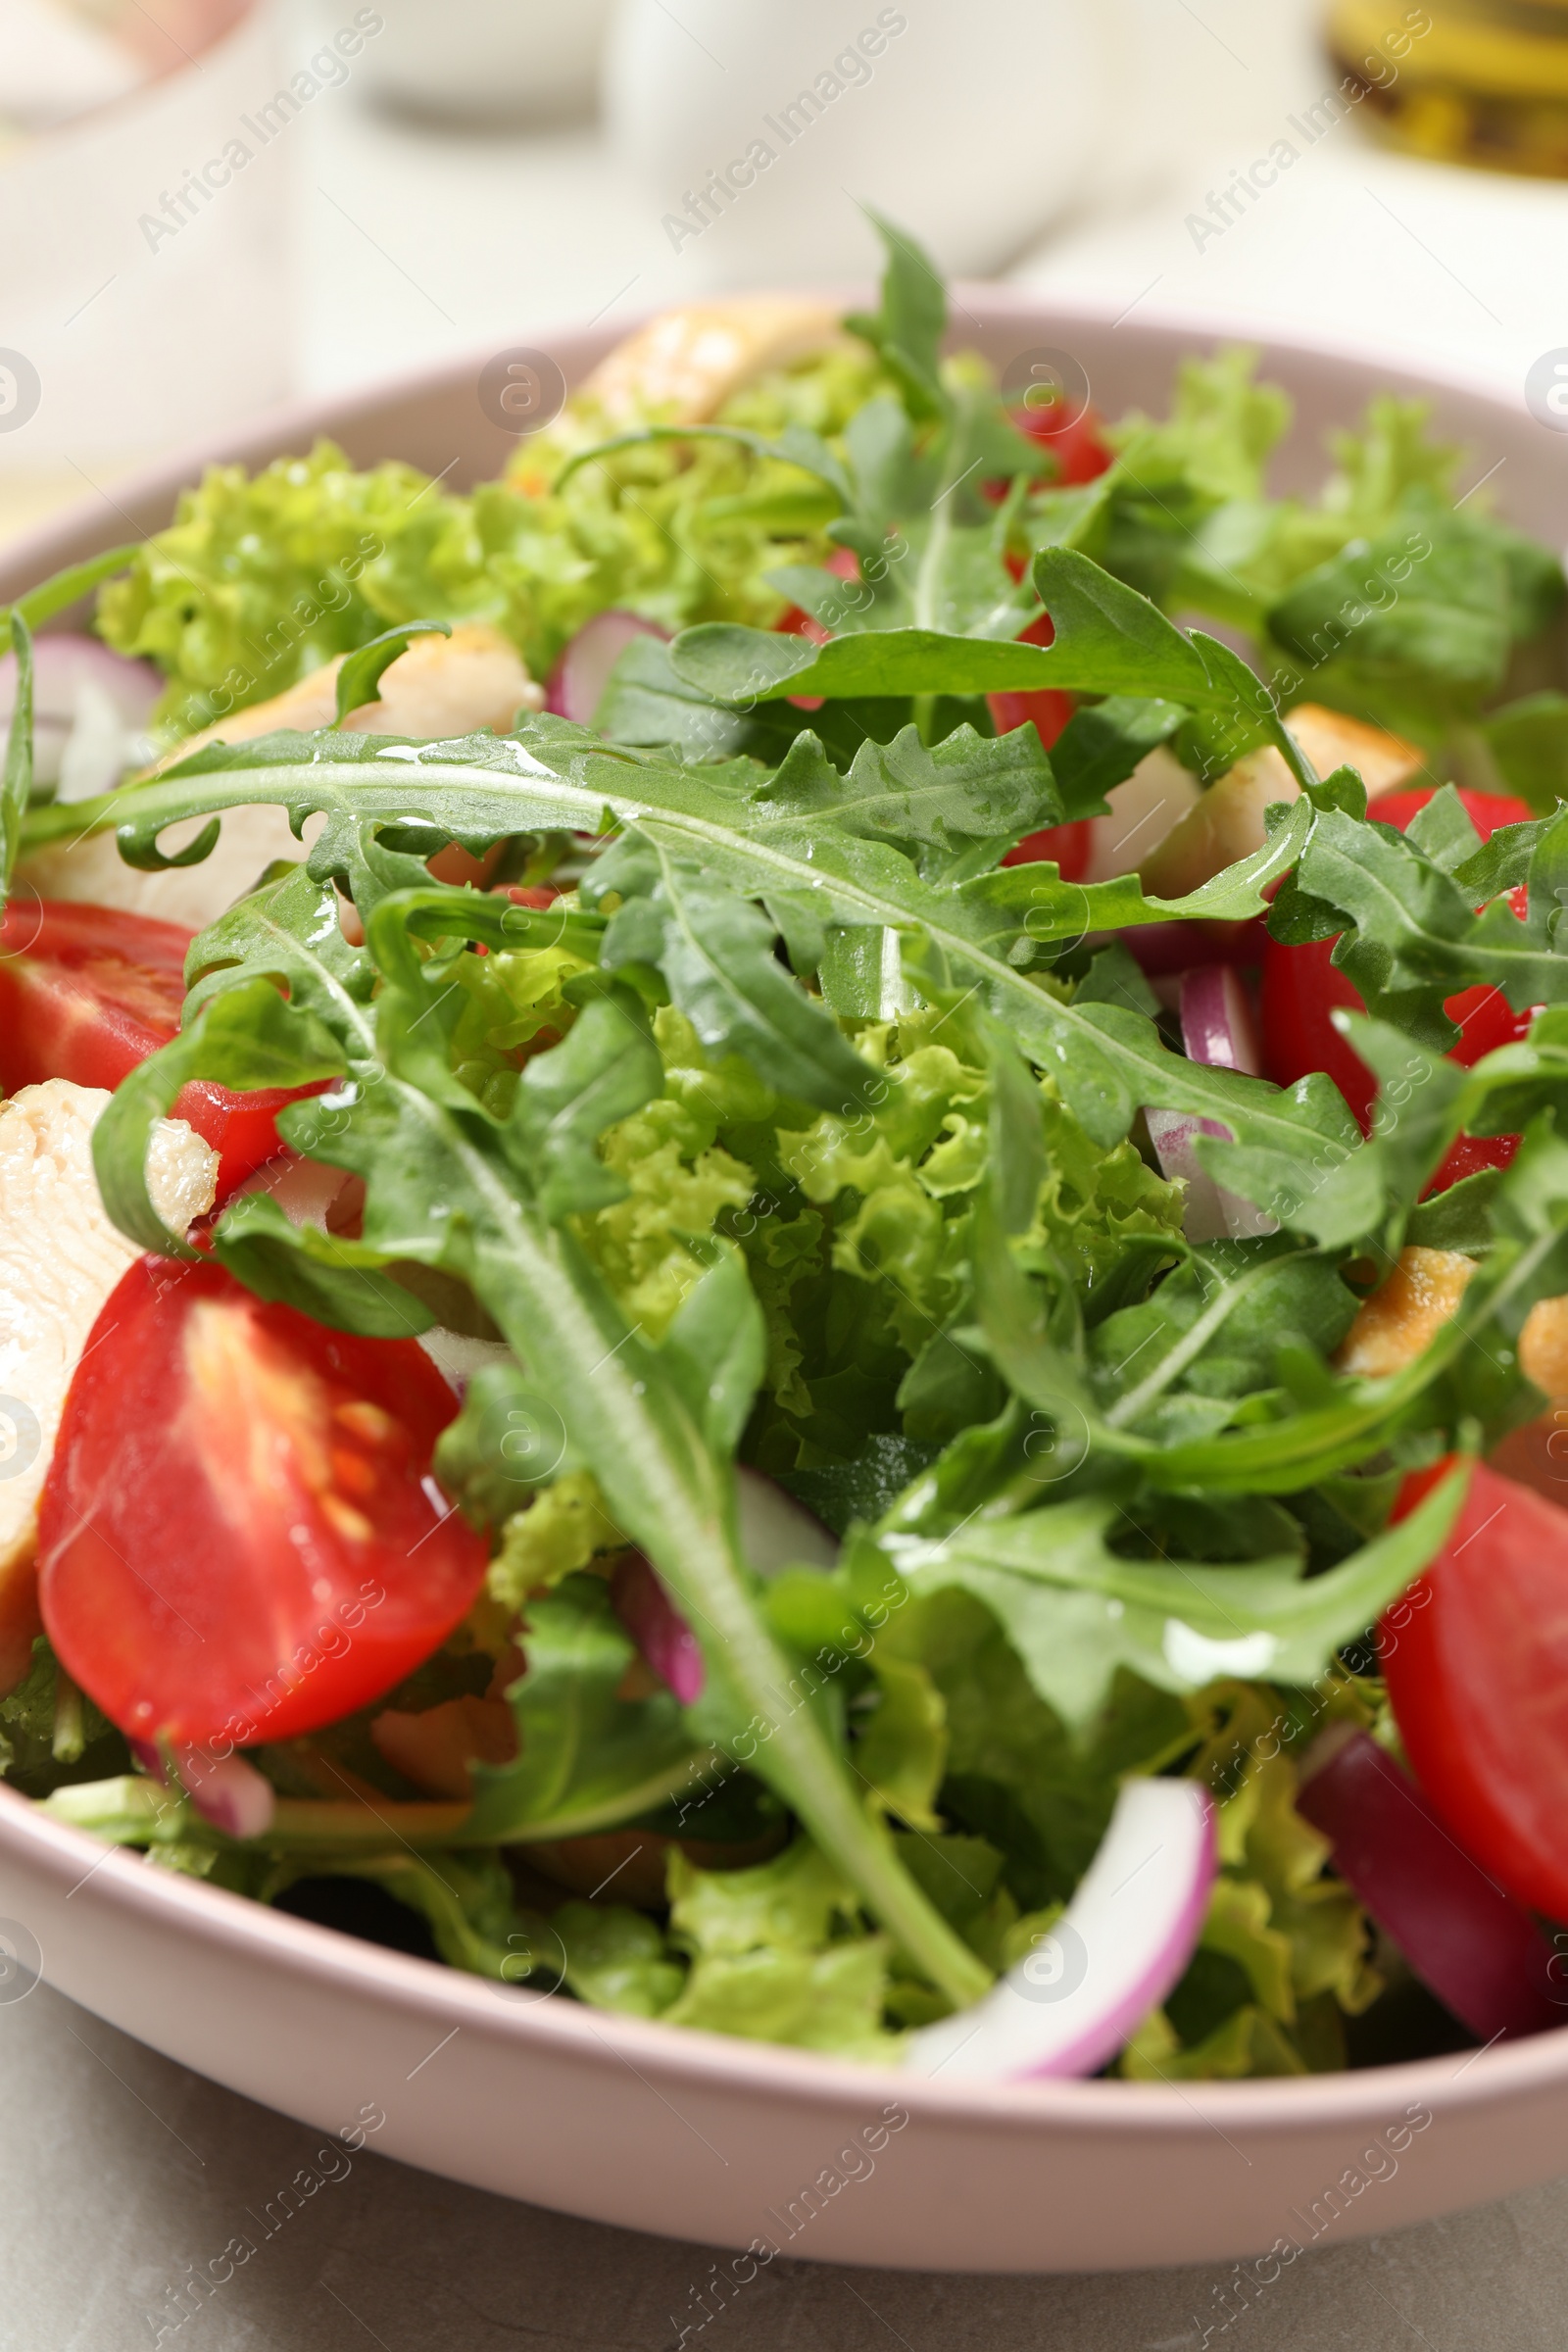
773 546 859 712
992 600 1078 820
1382 1460 1568 1925
39 1258 486 1751
1260 786 1537 1190
0 899 323 1198
1010 400 1115 486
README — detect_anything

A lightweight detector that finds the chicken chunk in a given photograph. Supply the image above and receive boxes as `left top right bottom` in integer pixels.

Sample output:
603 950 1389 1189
16 623 543 932
1336 1248 1476 1380
0 1080 218 1691
581 296 846 426
1138 707 1425 901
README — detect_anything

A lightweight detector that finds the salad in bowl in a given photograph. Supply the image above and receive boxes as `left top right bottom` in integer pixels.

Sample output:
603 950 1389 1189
4 218 1568 2093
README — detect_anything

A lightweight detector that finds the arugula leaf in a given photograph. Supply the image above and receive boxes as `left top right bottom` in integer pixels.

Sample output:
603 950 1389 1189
91 848 993 2008
1048 694 1188 818
670 547 1214 707
872 1462 1468 1732
183 859 379 1037
50 676 1342 1190
0 544 138 641
92 976 347 1253
1265 501 1565 735
658 1249 767 1458
671 548 1317 791
334 618 451 721
465 1574 705 1843
843 210 949 421
592 634 755 760
506 982 662 1220
592 837 877 1114
753 720 1060 867
1279 800 1568 1049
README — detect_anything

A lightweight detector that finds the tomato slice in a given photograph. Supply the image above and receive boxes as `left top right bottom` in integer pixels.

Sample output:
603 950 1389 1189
39 1258 486 1751
1261 786 1537 1188
1382 1461 1568 1924
0 899 323 1198
991 600 1077 791
1010 401 1115 486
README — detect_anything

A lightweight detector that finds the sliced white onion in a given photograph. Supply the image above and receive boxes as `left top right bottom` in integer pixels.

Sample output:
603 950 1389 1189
737 1466 838 1578
0 633 162 793
905 1779 1215 2081
546 611 670 728
1146 965 1277 1243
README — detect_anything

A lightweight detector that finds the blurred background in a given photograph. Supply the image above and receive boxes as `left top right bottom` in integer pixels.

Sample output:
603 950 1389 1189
2 0 1567 543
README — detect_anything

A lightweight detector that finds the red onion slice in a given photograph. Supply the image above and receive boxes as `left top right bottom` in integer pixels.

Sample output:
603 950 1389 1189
611 1552 705 1705
1145 963 1276 1243
130 1739 276 1839
610 1470 837 1706
1180 964 1262 1079
0 633 162 726
905 1779 1215 2080
546 611 670 728
1144 1108 1232 1245
1117 917 1268 978
0 633 162 795
1296 1728 1562 2043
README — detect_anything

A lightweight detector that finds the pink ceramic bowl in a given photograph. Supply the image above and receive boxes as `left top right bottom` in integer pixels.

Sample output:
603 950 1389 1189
2 295 1567 2272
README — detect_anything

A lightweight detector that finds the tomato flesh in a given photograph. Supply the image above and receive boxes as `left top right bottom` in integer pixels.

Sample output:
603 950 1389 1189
39 1258 486 1750
1010 401 1115 486
991 602 1078 812
1261 786 1537 1188
1382 1461 1568 1924
0 900 322 1198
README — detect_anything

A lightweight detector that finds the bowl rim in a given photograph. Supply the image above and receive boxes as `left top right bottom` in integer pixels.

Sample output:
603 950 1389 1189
10 1705 1568 2133
0 278 1541 612
2 286 1565 2138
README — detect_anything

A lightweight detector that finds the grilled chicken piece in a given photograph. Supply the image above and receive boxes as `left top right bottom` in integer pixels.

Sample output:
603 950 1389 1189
1342 1250 1568 1511
1336 1248 1476 1381
17 623 543 931
1338 1243 1568 1424
581 295 845 426
1137 707 1425 901
0 1080 218 1692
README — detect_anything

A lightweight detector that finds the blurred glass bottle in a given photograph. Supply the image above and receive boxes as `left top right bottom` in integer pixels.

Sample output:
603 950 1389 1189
1329 0 1568 173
